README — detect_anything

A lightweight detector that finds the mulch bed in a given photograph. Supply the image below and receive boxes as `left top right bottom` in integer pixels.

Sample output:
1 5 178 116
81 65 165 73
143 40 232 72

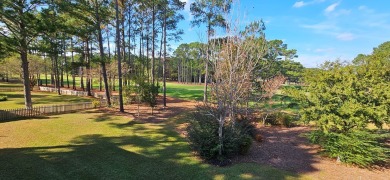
102 97 390 179
233 125 390 179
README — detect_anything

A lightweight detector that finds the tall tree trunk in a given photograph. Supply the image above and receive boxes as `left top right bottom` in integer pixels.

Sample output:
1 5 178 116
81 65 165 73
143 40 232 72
178 60 181 83
44 53 48 86
146 20 150 81
163 6 167 107
121 11 127 87
115 0 124 112
64 40 69 88
86 39 92 96
80 67 84 91
60 55 64 87
112 75 115 91
158 28 164 84
99 71 102 91
51 56 55 85
90 40 94 91
204 22 211 102
20 49 32 109
55 52 61 95
127 4 133 81
98 17 111 105
71 38 76 90
151 2 155 85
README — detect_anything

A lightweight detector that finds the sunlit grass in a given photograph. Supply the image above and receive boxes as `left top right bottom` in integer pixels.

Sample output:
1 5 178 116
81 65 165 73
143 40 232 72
0 110 306 179
0 91 92 109
163 82 204 101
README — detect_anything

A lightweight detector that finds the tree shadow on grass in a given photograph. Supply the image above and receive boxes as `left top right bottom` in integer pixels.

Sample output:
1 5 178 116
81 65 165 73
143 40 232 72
0 107 304 179
0 130 302 180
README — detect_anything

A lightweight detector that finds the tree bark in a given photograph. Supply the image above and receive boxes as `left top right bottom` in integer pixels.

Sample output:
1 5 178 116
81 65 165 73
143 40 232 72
86 39 92 96
163 7 167 107
151 2 155 85
20 50 32 109
115 0 124 112
98 22 111 105
204 21 210 102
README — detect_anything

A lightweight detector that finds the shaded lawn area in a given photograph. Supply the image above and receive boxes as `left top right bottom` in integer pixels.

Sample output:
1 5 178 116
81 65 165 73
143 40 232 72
0 110 306 179
0 82 23 88
0 91 92 109
163 82 204 101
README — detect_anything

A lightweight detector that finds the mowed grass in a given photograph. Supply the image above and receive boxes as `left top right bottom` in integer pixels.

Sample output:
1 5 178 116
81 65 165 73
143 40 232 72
164 82 204 101
0 82 23 88
0 111 305 180
0 91 92 109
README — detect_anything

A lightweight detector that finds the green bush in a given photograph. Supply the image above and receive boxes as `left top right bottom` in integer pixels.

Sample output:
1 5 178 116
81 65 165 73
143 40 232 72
187 109 254 161
129 75 159 107
263 112 296 127
287 102 298 108
92 99 101 108
308 130 389 167
276 113 295 127
0 96 7 101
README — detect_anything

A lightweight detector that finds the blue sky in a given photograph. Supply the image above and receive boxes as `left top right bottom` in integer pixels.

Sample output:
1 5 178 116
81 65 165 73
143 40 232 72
176 0 390 67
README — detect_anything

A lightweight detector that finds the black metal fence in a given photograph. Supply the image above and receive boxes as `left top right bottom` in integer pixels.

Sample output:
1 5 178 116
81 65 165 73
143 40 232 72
0 102 96 121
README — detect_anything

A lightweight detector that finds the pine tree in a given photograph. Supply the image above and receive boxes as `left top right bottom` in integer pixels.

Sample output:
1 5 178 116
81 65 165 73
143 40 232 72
190 0 232 102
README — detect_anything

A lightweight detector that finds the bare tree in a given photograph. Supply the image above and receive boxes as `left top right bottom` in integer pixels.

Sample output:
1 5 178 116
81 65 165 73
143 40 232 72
204 20 267 156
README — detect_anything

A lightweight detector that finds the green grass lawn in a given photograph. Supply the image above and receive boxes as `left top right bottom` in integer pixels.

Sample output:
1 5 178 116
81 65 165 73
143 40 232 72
0 111 306 179
0 82 23 88
163 82 204 101
0 91 93 109
39 76 204 101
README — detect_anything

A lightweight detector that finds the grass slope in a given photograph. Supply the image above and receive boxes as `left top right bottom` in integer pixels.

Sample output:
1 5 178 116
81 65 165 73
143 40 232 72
0 111 305 179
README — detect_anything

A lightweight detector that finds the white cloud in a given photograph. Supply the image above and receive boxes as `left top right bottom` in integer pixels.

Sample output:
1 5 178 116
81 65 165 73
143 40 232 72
301 22 338 31
336 33 355 41
292 0 326 8
293 1 306 8
323 2 350 18
324 2 339 13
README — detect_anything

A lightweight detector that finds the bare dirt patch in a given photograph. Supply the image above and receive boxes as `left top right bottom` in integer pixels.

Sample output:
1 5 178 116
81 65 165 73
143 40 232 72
102 96 198 123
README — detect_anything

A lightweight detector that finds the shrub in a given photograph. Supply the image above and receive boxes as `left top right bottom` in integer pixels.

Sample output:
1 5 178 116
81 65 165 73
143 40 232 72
0 96 7 101
262 112 296 127
187 109 254 161
287 102 298 108
308 130 389 167
276 113 295 127
92 99 101 108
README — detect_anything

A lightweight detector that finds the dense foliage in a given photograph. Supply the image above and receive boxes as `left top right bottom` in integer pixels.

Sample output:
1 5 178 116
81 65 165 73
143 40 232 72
0 96 7 101
309 130 389 167
187 107 255 162
290 42 390 167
